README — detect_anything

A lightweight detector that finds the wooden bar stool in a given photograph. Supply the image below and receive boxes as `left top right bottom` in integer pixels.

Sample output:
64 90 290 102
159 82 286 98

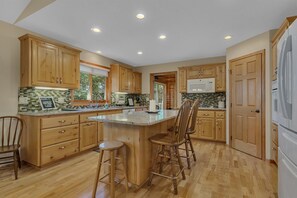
148 100 192 195
179 99 199 169
92 141 128 198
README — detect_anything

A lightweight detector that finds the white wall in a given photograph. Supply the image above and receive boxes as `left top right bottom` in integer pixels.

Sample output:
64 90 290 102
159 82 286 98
226 30 276 159
0 20 127 116
135 56 226 106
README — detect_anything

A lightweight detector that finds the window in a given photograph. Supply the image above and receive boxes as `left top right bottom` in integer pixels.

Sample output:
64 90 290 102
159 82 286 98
73 64 108 103
74 72 107 101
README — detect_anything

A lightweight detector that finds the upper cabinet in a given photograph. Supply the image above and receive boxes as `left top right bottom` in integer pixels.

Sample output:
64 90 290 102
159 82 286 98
215 64 226 92
178 63 226 93
19 34 81 89
178 68 187 93
271 16 297 81
110 64 142 94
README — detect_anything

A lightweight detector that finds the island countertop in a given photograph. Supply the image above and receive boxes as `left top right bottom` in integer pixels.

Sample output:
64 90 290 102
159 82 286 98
88 110 178 126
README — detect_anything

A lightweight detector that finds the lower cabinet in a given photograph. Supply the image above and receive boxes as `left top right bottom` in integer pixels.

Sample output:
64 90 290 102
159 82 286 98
80 122 97 151
271 123 278 165
191 110 226 142
21 109 123 167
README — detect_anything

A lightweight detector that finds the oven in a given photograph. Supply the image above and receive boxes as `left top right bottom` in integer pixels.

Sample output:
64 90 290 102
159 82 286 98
272 80 278 123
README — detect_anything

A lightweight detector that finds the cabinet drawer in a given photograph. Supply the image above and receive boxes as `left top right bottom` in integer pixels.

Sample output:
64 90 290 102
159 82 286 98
41 125 79 147
41 115 79 129
216 111 225 119
272 123 278 145
271 142 278 165
41 139 79 165
197 111 214 118
80 113 97 123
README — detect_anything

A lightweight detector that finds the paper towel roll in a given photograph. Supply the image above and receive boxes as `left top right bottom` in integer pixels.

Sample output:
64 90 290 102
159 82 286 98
149 100 156 111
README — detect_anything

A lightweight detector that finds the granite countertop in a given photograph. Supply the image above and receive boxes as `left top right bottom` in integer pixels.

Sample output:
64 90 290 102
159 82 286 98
199 107 226 111
18 106 147 117
88 110 178 126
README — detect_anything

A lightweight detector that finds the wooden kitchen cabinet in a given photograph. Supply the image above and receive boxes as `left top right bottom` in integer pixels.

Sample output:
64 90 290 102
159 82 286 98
19 34 81 89
80 122 97 151
271 16 297 81
197 118 215 140
133 72 142 94
271 123 278 165
111 64 141 93
216 64 226 92
178 68 187 93
191 110 226 142
200 65 216 78
20 109 123 167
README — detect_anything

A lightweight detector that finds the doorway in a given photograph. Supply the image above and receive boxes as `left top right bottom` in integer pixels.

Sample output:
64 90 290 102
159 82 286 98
150 72 177 109
229 50 265 159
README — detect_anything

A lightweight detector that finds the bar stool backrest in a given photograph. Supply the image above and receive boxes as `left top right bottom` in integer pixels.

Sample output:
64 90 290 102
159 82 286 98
0 116 23 147
173 100 191 144
188 99 200 133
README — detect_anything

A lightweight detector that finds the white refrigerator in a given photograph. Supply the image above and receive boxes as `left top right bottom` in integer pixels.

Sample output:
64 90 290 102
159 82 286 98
278 19 297 198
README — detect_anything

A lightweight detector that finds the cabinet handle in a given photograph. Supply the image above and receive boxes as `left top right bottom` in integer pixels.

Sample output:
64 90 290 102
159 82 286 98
56 77 59 83
60 77 63 84
87 123 95 126
59 146 65 150
58 130 66 133
59 120 66 123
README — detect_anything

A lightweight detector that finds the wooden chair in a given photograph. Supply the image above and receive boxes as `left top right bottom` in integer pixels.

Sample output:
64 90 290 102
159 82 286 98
179 99 199 169
148 100 192 195
92 140 128 198
0 116 23 179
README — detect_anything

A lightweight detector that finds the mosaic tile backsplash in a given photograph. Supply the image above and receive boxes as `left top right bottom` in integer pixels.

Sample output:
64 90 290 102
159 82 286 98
181 92 226 108
111 93 150 106
18 88 71 112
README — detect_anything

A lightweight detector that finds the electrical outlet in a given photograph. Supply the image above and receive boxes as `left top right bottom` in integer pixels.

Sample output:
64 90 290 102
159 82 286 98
58 97 65 103
19 97 29 105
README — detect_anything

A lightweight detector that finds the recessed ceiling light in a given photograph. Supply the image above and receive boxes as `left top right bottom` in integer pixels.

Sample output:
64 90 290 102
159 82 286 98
159 35 167 39
137 51 143 55
136 13 145 19
91 27 101 33
96 51 102 54
224 35 232 40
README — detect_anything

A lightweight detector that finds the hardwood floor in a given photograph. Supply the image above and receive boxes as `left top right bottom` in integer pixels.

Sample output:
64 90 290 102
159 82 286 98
0 140 277 198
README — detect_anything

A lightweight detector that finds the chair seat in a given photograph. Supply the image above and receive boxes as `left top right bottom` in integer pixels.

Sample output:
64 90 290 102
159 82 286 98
0 145 19 153
149 133 184 146
99 141 124 151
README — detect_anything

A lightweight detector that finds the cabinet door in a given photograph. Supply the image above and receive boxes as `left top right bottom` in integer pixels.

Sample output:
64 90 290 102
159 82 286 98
198 118 215 140
187 67 200 79
179 68 187 93
119 67 128 91
271 42 277 81
134 72 142 94
59 48 80 89
127 69 133 93
215 64 226 92
200 66 216 78
80 122 98 151
215 118 226 141
98 122 104 143
31 40 59 87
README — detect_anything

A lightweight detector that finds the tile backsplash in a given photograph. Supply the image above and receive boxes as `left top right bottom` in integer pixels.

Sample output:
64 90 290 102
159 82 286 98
111 93 150 106
181 92 226 108
18 88 71 112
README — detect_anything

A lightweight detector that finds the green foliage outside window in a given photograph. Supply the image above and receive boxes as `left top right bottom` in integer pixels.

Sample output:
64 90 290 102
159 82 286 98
74 72 106 101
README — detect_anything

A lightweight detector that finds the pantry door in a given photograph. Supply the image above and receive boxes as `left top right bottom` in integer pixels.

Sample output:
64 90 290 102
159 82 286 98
230 50 265 159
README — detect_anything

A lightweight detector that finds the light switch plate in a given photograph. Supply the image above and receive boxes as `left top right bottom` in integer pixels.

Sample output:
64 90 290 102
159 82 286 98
19 97 29 105
58 97 65 103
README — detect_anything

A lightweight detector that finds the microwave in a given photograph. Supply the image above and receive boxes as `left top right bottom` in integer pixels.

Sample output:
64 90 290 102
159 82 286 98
187 78 215 93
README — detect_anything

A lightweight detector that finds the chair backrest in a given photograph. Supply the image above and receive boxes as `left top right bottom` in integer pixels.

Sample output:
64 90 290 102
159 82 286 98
0 116 23 147
188 99 200 133
173 100 192 144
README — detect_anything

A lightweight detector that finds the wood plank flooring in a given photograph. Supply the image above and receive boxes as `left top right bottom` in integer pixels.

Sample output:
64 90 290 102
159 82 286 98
0 140 277 198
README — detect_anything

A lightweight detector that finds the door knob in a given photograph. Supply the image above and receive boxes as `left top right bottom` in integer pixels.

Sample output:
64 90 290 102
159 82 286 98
251 109 260 113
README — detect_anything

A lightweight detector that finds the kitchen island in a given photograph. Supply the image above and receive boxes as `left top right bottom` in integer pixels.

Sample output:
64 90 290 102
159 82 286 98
89 110 178 186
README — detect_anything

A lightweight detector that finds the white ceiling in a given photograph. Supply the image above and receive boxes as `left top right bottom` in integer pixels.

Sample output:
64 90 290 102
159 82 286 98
1 0 297 66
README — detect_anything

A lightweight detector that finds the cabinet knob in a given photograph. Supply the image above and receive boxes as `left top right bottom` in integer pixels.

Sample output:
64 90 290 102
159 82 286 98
60 77 63 84
59 146 66 150
59 120 66 123
58 130 66 133
56 77 59 83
